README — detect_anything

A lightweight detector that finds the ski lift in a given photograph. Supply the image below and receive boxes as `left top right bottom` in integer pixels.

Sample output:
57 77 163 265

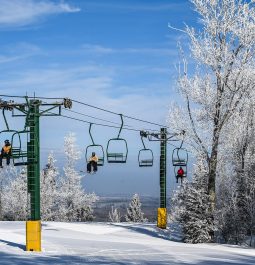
0 108 29 166
138 131 153 167
11 130 30 166
172 137 188 184
106 114 128 163
85 123 104 166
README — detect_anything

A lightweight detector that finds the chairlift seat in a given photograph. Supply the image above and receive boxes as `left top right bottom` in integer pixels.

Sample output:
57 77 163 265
173 159 187 166
176 173 187 177
14 161 29 166
107 152 126 163
139 159 153 167
97 158 104 166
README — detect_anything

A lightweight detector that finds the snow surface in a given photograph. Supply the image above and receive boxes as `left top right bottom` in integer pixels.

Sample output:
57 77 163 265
0 221 254 264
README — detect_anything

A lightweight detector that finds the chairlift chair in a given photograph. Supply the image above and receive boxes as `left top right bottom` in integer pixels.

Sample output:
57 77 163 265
106 114 128 163
172 141 188 184
0 130 30 167
172 147 188 167
0 109 30 167
11 131 30 166
138 149 153 167
85 123 105 166
138 131 153 167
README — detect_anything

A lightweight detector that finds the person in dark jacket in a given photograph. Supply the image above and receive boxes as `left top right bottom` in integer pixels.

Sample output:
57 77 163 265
87 152 98 173
0 140 11 168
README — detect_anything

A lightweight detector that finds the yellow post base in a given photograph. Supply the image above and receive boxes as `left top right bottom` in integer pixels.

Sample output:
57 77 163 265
157 208 167 229
26 220 41 252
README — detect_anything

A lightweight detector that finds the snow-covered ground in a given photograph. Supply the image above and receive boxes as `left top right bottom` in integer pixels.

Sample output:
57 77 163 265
0 222 254 265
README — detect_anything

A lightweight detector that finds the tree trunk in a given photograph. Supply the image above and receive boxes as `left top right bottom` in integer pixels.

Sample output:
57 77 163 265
208 86 222 212
208 133 219 212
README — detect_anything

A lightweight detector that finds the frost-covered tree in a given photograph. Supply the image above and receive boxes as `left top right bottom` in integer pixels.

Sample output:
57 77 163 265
109 206 121 223
125 194 147 223
168 0 255 212
3 167 28 220
170 156 213 243
41 151 59 221
216 178 246 244
215 103 255 244
56 133 98 221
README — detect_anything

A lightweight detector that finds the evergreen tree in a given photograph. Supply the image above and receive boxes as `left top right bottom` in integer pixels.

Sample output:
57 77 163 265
109 206 121 223
171 156 214 243
125 194 147 223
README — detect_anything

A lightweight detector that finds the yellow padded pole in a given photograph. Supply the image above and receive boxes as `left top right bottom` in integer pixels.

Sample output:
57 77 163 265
26 220 41 251
157 208 167 229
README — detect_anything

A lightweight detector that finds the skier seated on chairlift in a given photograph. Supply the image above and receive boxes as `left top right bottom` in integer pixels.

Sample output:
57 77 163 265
0 140 11 168
87 152 98 173
176 166 185 183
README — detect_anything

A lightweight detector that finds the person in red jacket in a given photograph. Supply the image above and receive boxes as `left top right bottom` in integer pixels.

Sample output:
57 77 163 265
176 166 184 183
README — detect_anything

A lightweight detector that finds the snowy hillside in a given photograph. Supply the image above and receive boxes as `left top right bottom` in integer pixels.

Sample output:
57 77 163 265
0 222 254 264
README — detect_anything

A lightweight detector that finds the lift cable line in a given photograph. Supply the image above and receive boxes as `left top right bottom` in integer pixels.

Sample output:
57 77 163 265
59 112 185 150
60 113 141 132
71 99 170 129
0 94 170 130
62 108 160 132
63 108 134 128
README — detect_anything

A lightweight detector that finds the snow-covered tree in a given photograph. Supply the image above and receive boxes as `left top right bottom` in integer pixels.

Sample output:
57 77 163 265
56 133 98 221
109 206 121 223
41 151 59 221
170 156 214 243
216 178 246 244
125 194 147 223
168 0 255 212
3 167 28 220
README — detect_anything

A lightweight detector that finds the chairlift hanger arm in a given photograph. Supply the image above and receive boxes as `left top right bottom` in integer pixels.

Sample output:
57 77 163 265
89 123 95 145
117 114 124 138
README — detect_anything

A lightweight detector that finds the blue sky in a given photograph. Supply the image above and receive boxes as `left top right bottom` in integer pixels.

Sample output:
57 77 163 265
0 0 197 196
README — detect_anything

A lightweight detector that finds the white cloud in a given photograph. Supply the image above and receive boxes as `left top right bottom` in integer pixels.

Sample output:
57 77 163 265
0 0 80 27
81 44 177 56
85 2 185 12
0 42 42 64
82 44 114 54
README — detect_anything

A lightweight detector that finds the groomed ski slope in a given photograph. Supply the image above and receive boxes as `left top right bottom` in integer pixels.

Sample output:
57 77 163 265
0 222 254 265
